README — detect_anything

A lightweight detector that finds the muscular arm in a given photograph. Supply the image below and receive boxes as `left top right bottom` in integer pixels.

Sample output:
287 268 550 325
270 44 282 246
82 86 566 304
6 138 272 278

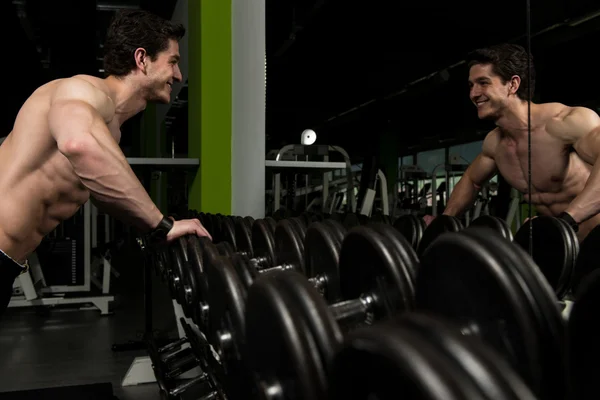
443 132 498 217
48 78 163 232
548 106 600 223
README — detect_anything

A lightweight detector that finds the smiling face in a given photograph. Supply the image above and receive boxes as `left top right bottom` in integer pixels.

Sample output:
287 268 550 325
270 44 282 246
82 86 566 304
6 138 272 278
140 39 182 104
468 63 519 121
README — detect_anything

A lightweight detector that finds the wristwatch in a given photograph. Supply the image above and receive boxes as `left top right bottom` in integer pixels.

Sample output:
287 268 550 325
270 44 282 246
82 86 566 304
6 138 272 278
558 211 579 232
149 216 174 241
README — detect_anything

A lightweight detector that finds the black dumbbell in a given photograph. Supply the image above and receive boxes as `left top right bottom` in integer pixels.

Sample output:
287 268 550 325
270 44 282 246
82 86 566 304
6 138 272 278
329 313 537 400
415 226 566 400
201 218 345 302
513 215 578 299
203 223 417 377
241 269 536 400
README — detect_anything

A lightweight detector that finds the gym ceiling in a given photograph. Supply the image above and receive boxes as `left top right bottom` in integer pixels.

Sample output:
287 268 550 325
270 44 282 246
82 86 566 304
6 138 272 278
6 0 600 159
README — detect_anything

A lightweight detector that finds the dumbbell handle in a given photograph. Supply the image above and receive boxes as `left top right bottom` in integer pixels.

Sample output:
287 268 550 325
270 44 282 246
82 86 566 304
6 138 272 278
158 337 188 355
330 294 375 326
251 259 328 296
165 349 199 379
169 372 209 397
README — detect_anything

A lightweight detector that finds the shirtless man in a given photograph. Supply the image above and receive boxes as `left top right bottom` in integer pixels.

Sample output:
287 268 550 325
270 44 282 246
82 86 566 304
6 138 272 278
0 10 211 317
430 43 600 241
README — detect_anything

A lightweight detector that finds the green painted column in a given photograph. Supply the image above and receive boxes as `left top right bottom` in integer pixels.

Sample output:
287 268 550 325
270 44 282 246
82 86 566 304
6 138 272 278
188 0 232 214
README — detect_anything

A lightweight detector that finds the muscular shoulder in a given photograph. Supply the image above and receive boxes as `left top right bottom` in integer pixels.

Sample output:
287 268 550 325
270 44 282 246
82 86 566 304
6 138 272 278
50 75 115 123
543 103 600 143
481 128 501 158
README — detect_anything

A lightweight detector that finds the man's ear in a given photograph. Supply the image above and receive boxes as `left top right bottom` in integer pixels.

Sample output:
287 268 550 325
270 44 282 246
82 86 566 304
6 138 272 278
134 48 148 73
509 75 521 95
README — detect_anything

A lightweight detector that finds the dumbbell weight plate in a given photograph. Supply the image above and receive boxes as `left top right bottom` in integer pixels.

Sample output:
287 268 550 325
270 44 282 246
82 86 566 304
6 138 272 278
262 270 343 399
187 236 211 329
553 216 579 296
513 216 575 298
304 222 343 302
417 215 463 256
398 313 538 400
416 228 565 400
221 217 237 250
205 257 246 374
567 269 600 400
229 254 258 292
235 217 254 257
468 215 513 241
187 236 207 279
393 214 424 250
368 222 419 285
503 232 567 400
321 219 346 246
245 273 324 400
252 219 277 266
274 219 305 273
339 225 416 324
216 241 235 256
264 217 277 234
570 224 600 297
243 216 254 233
329 318 484 400
169 240 191 315
289 217 307 240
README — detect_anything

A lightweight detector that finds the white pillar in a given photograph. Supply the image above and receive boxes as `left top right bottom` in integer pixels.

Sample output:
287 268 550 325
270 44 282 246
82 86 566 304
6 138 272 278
231 0 266 218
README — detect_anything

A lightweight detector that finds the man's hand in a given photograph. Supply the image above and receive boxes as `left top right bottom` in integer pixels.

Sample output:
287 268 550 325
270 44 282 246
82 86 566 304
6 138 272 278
166 219 212 242
423 215 436 226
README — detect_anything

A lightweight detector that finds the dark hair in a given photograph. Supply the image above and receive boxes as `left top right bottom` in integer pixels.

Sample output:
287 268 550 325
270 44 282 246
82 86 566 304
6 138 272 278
467 43 535 101
103 10 185 77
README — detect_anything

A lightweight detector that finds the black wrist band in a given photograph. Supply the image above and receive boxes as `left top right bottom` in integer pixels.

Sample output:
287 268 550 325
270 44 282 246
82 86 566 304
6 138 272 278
558 212 579 232
150 216 174 240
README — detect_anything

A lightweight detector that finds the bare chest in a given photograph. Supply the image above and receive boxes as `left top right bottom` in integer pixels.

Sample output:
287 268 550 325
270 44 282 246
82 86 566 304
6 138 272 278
494 133 571 194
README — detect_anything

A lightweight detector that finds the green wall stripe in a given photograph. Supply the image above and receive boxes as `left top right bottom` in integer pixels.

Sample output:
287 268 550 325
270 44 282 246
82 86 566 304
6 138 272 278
188 0 232 214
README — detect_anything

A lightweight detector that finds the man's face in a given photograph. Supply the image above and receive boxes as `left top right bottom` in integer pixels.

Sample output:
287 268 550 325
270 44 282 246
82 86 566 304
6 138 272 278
144 39 182 104
468 63 512 121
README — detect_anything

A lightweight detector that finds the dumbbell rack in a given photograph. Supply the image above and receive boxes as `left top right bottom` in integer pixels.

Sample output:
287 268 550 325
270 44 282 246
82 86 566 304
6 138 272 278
118 157 204 388
119 236 204 388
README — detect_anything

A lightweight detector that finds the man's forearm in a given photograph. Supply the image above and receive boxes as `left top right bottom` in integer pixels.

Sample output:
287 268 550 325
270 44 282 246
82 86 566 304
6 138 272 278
50 102 163 232
69 141 163 232
443 177 479 217
565 156 600 223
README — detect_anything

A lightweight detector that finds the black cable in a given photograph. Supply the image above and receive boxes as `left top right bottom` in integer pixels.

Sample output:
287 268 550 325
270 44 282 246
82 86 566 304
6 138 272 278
526 0 533 257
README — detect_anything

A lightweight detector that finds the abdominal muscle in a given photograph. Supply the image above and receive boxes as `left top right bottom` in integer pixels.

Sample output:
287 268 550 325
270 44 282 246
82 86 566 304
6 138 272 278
498 150 599 241
0 143 89 263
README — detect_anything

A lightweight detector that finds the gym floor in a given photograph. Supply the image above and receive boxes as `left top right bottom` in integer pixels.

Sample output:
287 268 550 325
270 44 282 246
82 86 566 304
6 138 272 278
0 242 179 399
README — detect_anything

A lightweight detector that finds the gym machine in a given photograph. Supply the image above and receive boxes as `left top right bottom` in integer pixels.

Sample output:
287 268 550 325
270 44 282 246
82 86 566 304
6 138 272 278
430 161 468 217
9 200 115 315
267 145 354 213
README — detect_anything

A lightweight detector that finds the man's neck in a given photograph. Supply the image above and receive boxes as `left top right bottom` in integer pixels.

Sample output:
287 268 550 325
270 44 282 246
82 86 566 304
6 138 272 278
496 100 538 137
104 75 148 125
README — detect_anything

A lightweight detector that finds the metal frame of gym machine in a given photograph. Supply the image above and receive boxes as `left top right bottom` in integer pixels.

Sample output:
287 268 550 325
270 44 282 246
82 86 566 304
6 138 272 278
8 201 115 315
267 144 389 217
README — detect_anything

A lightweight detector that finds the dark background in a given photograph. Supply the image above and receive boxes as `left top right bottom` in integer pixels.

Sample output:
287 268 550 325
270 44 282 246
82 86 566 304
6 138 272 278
4 0 600 164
